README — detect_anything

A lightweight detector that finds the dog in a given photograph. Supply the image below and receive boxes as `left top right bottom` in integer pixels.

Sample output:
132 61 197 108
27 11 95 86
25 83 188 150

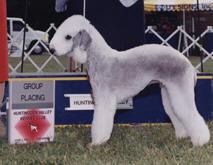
50 15 210 147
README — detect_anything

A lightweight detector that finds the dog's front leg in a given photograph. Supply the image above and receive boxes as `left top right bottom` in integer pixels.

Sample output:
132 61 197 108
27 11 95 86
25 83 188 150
90 93 117 146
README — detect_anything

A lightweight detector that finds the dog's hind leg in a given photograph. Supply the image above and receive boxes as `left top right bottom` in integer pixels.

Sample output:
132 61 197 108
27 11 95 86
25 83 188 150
166 82 210 146
91 92 117 146
161 86 188 139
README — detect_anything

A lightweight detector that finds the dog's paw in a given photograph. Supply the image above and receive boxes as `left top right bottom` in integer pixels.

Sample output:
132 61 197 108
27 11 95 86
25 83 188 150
86 141 107 151
191 127 210 146
175 129 188 140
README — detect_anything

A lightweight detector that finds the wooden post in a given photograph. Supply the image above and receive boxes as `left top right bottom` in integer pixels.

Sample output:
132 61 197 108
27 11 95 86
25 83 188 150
0 0 8 82
0 0 8 137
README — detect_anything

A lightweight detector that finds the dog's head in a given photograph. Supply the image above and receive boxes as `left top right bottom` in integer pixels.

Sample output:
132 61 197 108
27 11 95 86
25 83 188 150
50 15 92 63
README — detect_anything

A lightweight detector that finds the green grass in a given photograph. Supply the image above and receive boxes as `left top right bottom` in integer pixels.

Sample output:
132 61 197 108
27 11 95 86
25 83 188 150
0 122 212 165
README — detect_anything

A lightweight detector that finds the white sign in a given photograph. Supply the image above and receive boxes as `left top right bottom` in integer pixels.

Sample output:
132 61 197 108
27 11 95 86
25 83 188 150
9 80 55 144
64 94 133 111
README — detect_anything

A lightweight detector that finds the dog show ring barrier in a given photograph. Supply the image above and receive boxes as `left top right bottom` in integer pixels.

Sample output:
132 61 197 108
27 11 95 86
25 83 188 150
6 22 213 121
4 73 213 126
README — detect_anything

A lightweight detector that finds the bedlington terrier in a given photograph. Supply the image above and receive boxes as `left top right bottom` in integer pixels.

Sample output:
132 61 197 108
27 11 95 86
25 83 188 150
50 15 210 147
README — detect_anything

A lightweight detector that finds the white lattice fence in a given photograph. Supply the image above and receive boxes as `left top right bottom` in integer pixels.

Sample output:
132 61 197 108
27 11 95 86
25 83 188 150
8 23 67 74
8 23 213 74
145 26 213 71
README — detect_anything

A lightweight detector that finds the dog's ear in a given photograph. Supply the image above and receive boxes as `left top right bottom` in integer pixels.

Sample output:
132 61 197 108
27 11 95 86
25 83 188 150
72 29 92 51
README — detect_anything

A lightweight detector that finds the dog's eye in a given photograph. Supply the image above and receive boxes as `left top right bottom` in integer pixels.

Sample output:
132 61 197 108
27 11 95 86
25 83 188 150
65 35 72 40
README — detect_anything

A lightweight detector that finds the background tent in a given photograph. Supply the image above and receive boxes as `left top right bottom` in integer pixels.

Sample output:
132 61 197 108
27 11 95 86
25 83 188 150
144 0 213 12
144 0 213 72
144 0 213 34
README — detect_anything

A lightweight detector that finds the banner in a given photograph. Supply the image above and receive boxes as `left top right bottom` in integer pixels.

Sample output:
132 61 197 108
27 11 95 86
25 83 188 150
7 74 212 127
64 94 133 110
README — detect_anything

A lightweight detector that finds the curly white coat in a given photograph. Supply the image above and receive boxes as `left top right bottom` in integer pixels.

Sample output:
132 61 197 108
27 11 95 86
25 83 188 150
50 15 210 147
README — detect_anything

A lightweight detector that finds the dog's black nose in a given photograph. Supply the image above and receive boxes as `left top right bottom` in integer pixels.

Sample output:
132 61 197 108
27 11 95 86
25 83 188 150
49 48 55 54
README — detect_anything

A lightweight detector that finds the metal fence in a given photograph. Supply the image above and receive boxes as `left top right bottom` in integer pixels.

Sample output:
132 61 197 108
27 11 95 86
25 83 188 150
145 25 213 71
8 23 213 74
